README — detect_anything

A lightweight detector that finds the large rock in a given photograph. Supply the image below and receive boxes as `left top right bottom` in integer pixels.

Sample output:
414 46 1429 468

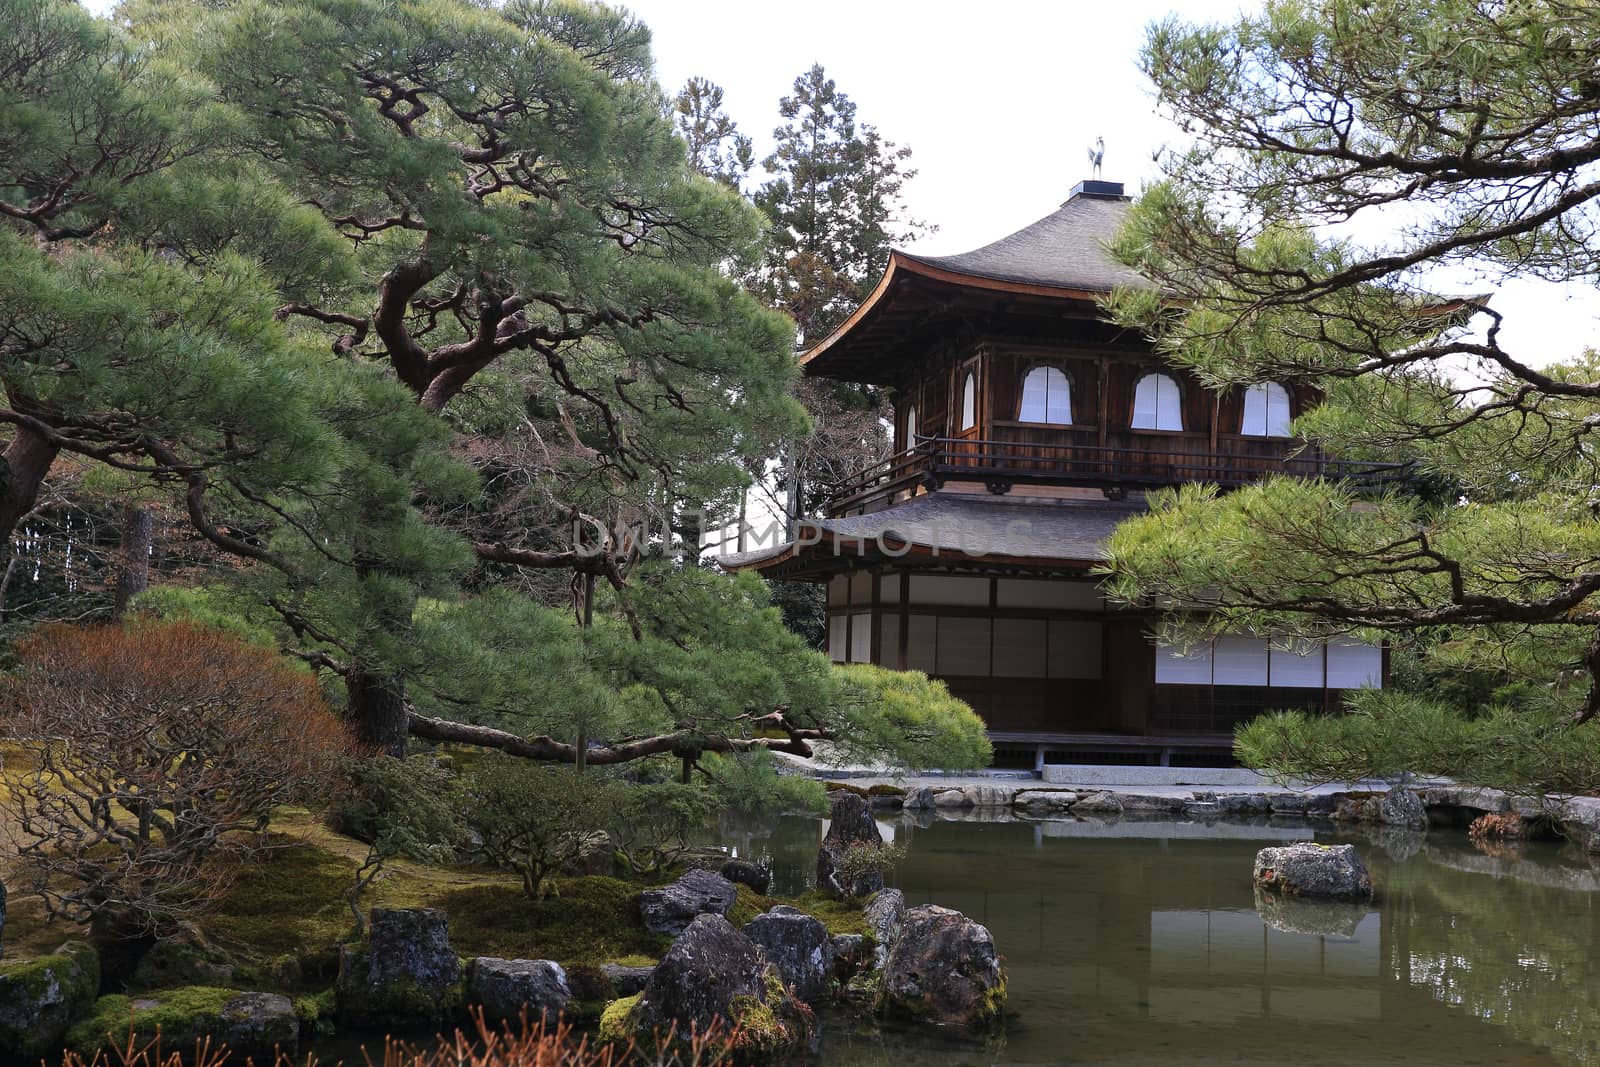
130 920 236 988
638 869 738 935
467 958 570 1024
337 908 463 1026
817 792 885 899
1013 790 1078 816
863 888 905 971
1070 791 1123 816
879 905 1005 1029
66 988 297 1058
599 962 654 997
1253 843 1373 901
620 914 807 1055
719 859 771 894
0 942 99 1058
743 905 831 1001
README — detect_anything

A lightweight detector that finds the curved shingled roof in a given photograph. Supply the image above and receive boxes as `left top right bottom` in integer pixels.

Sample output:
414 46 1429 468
901 183 1143 293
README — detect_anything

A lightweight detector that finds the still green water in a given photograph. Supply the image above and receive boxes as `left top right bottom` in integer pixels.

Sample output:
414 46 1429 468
715 812 1600 1066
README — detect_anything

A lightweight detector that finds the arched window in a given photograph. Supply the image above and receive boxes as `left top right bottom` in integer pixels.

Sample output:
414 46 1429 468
1241 381 1292 437
904 405 918 451
1131 373 1183 431
959 372 976 430
1017 366 1073 424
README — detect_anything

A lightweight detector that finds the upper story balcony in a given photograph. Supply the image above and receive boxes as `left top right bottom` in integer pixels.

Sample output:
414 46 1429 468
825 426 1409 517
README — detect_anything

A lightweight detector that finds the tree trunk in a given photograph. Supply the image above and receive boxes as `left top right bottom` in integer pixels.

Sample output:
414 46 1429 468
0 426 58 546
346 668 410 757
112 506 153 618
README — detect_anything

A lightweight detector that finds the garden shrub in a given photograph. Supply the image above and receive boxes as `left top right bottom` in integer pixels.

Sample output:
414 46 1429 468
0 621 351 938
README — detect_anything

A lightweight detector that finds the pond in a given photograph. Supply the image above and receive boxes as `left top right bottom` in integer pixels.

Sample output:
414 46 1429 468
714 810 1600 1066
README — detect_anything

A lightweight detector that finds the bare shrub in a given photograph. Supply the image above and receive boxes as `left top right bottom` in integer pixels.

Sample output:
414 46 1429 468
1 621 352 935
1468 811 1529 842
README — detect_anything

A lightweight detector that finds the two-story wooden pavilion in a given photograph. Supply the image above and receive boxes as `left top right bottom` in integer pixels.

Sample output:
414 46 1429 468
722 180 1394 767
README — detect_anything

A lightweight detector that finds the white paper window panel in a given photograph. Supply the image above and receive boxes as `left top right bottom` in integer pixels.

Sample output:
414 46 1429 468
848 571 872 606
1132 373 1184 431
827 615 847 662
908 574 991 607
880 575 901 604
905 406 918 445
906 615 938 673
1327 637 1383 689
1269 640 1325 688
995 578 1102 610
1241 382 1293 437
937 616 991 675
1048 620 1103 679
826 575 848 607
878 613 901 668
960 373 977 429
849 612 873 663
1018 367 1073 424
993 618 1049 678
1155 640 1213 684
1213 635 1270 686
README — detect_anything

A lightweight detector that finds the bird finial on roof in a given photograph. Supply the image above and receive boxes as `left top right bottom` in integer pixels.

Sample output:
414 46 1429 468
1087 136 1105 180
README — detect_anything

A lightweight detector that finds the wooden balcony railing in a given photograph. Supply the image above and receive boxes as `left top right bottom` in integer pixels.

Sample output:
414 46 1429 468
824 434 1411 515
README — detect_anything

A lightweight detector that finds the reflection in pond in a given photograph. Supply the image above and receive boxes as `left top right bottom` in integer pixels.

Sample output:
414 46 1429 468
713 812 1600 1065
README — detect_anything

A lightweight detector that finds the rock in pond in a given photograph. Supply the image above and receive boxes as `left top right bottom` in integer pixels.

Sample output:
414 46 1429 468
1253 843 1373 901
817 791 885 900
337 908 463 1026
1070 791 1124 816
468 958 570 1024
608 914 808 1055
879 905 1005 1029
829 934 869 983
66 987 298 1058
743 905 831 1001
0 942 99 1059
719 859 771 894
638 869 738 935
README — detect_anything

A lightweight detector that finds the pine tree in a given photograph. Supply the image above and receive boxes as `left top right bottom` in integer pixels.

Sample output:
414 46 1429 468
674 77 754 189
1101 0 1600 789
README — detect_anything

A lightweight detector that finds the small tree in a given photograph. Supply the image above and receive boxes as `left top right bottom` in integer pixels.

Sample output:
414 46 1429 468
0 621 351 939
456 758 607 900
605 782 721 878
336 756 465 934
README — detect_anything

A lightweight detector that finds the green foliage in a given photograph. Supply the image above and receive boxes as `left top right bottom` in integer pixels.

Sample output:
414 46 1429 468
1237 688 1600 795
336 756 465 931
1098 0 1600 781
831 663 993 771
703 750 826 817
831 842 907 904
455 758 608 899
603 782 721 877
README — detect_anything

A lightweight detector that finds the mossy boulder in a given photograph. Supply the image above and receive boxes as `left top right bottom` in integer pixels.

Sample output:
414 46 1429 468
129 921 237 989
336 908 464 1028
65 987 299 1057
878 905 1005 1030
625 914 809 1055
0 941 100 1058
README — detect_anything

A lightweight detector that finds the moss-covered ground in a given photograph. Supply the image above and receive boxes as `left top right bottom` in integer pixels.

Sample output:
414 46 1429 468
0 799 862 1012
